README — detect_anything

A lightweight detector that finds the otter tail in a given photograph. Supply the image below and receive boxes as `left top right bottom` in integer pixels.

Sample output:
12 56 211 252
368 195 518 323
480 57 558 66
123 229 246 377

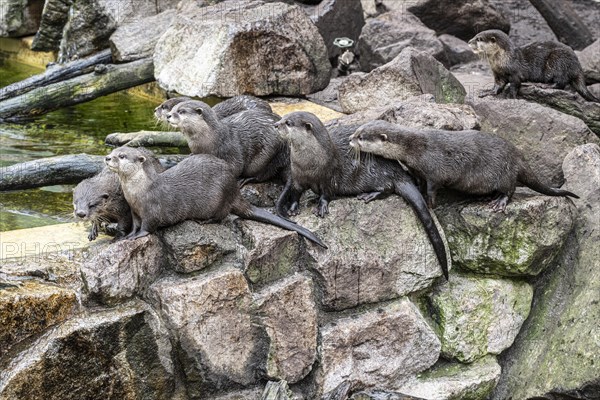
235 203 327 249
395 181 449 280
573 75 600 103
518 167 579 199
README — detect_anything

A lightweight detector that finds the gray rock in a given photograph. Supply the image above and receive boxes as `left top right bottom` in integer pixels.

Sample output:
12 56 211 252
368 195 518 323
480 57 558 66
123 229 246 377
255 275 317 383
295 197 444 311
81 235 166 306
469 96 599 185
338 48 466 113
109 9 176 62
357 10 446 72
0 302 175 400
426 273 533 363
351 391 425 400
31 0 71 51
437 195 576 277
159 220 238 274
396 356 501 400
238 221 303 287
492 143 600 399
382 0 510 42
0 0 43 37
240 182 282 208
487 0 556 47
305 0 365 61
148 268 265 396
577 39 600 84
0 281 77 358
261 380 293 400
317 299 440 396
211 387 264 400
306 76 345 112
438 34 478 67
517 85 600 135
154 0 330 97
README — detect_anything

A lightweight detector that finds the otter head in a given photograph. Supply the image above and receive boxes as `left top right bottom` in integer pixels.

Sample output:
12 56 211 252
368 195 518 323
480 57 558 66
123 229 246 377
468 30 510 56
167 100 216 138
105 147 147 178
275 112 325 145
72 181 110 220
350 120 393 155
154 97 190 123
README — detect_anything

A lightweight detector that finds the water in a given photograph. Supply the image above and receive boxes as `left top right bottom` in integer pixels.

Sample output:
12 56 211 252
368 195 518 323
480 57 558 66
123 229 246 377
0 59 165 232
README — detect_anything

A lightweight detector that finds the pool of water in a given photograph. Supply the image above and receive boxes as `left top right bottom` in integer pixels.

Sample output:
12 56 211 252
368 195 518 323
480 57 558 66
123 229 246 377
0 59 165 232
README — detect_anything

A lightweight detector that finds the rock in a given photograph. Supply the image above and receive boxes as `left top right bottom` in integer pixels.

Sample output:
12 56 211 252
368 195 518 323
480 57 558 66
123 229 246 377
577 39 600 84
351 391 425 400
0 0 44 37
426 273 533 363
517 85 600 135
356 10 446 72
154 0 330 98
487 0 556 47
306 76 345 112
238 221 303 287
31 0 71 51
295 197 444 311
305 0 365 61
382 0 510 42
469 96 599 185
0 281 77 357
338 48 466 114
438 34 478 67
255 275 317 383
159 221 238 274
359 0 384 19
0 302 175 400
240 182 282 208
148 268 265 396
211 387 264 400
492 143 600 399
437 195 576 277
317 299 440 396
261 380 293 400
109 9 177 62
396 356 501 400
80 235 165 306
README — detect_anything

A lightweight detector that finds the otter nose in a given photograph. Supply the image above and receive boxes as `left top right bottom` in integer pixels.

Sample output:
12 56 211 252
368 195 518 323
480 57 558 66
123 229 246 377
166 113 172 120
105 156 111 162
76 210 86 218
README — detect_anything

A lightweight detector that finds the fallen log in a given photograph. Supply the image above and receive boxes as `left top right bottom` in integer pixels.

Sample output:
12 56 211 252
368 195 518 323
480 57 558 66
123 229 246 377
0 58 154 121
0 49 113 102
105 131 188 148
0 153 187 192
528 0 594 50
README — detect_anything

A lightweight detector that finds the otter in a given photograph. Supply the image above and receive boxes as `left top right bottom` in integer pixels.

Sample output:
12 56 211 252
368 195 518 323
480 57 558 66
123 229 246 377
167 100 289 184
469 29 599 102
350 120 579 211
154 95 273 124
104 146 325 248
274 112 449 280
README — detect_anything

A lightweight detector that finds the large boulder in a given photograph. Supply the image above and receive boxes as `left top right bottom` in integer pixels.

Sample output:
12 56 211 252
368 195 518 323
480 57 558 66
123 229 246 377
0 302 175 400
437 195 576 277
357 10 446 72
317 299 441 396
492 144 600 399
426 273 533 363
577 39 600 84
0 0 44 37
31 0 71 51
381 0 510 42
338 48 466 113
487 0 556 47
469 96 599 185
147 268 265 397
295 196 445 311
154 0 331 98
438 34 478 67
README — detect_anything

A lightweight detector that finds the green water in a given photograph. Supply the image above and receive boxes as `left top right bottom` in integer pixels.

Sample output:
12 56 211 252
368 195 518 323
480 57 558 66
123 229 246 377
0 59 164 232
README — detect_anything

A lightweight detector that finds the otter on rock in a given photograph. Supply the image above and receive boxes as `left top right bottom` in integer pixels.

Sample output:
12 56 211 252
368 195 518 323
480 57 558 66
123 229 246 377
154 95 273 124
104 146 325 248
167 100 289 184
350 120 579 211
469 29 599 102
274 112 448 280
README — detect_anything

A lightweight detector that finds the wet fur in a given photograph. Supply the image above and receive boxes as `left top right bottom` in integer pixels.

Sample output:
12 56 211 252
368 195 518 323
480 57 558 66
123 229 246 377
351 120 579 210
469 29 599 102
105 147 325 247
275 112 448 279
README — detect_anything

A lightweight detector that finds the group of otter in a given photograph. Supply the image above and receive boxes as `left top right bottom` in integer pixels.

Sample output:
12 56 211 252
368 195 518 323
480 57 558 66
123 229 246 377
75 30 595 281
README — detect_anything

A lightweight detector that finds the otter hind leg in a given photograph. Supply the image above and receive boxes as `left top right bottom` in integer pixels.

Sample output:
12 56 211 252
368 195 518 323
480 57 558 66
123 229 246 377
276 179 303 219
357 191 389 203
314 194 330 218
489 192 512 212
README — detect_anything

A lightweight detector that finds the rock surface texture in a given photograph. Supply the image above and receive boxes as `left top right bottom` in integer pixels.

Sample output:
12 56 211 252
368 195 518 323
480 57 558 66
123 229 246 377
154 0 330 97
0 0 44 37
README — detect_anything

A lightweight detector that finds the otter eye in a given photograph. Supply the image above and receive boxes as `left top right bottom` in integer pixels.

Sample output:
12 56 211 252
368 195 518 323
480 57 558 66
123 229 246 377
101 193 109 200
118 154 126 159
285 120 292 126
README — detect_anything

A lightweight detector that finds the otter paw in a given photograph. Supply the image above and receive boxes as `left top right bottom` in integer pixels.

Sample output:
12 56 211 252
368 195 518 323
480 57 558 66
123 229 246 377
490 196 509 213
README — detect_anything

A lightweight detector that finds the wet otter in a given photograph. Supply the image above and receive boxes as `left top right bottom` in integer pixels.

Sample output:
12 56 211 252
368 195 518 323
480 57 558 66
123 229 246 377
274 112 448 280
469 29 599 102
104 146 325 248
167 100 289 184
154 95 273 124
350 120 579 211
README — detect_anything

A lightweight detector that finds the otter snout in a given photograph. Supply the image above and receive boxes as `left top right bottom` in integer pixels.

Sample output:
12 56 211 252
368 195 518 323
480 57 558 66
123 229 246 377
75 210 87 218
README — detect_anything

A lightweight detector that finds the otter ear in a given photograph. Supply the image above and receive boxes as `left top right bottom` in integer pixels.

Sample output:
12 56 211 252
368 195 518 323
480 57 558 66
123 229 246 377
305 122 313 132
192 106 203 115
490 36 496 43
101 193 109 199
380 133 388 141
138 155 146 163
